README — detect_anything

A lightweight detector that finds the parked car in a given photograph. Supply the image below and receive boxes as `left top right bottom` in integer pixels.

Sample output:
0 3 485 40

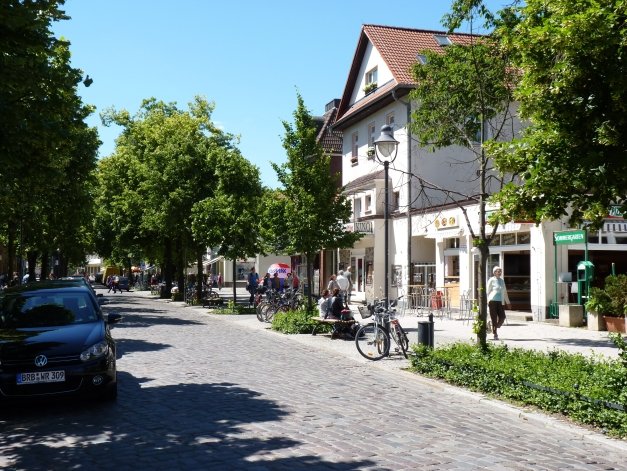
0 280 121 402
117 276 130 292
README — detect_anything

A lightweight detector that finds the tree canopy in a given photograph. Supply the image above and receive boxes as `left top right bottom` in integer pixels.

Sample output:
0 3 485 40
0 0 99 276
410 4 517 347
269 94 362 306
488 0 627 227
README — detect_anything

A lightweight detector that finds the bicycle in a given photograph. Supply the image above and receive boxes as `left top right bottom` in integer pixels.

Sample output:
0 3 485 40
355 298 409 361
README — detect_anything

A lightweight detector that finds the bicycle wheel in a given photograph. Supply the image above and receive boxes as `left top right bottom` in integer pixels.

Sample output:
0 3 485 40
393 323 409 359
256 302 268 322
355 324 390 361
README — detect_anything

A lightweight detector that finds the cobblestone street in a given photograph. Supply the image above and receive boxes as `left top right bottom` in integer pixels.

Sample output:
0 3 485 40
1 290 625 470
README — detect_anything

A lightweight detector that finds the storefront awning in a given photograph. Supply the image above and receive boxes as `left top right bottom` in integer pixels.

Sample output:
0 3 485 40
203 256 224 267
425 228 464 239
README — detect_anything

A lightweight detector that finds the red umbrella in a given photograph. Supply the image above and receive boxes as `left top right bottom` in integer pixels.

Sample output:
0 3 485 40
267 263 291 278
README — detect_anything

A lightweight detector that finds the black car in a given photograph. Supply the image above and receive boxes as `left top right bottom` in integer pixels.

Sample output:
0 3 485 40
0 281 121 402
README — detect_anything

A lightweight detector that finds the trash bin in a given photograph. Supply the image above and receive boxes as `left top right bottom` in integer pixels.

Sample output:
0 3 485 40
417 321 433 348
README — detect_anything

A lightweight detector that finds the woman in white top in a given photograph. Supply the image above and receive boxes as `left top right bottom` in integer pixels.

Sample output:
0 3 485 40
487 266 510 340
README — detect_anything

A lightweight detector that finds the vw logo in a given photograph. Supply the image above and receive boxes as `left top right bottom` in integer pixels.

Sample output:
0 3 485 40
34 355 48 367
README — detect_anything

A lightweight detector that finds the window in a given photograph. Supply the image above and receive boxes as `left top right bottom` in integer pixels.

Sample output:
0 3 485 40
501 233 516 245
416 54 428 64
434 34 452 46
365 194 372 214
517 232 531 244
392 191 400 211
351 132 358 164
354 198 362 218
386 112 395 126
446 238 460 249
366 67 378 85
367 122 376 159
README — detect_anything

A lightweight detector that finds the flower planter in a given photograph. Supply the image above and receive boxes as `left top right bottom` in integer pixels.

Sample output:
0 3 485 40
586 310 606 331
559 304 584 327
603 316 626 333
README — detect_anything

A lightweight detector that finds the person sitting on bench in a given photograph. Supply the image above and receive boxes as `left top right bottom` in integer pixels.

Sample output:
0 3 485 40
329 288 358 339
318 289 332 318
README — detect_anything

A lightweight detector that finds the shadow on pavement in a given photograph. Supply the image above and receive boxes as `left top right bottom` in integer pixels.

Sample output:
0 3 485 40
0 372 380 471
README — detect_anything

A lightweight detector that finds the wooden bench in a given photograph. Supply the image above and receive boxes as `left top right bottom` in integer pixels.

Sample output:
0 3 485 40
311 317 356 336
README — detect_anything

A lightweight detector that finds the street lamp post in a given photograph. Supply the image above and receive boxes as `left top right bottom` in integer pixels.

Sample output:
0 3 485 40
373 124 399 309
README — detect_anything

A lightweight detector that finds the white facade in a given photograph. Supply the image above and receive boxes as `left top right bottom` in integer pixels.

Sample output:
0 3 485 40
333 25 627 317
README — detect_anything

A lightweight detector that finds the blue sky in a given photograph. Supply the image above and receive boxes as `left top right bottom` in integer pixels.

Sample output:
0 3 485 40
53 0 508 187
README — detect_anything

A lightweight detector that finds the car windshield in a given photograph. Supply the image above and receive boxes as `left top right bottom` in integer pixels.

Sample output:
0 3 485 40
0 292 98 328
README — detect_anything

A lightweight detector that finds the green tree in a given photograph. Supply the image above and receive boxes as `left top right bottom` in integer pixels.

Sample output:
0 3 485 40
98 97 224 296
488 0 627 227
409 4 517 348
271 94 362 310
0 0 99 278
192 148 263 305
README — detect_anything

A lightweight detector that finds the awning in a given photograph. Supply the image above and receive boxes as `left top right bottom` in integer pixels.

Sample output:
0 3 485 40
425 228 464 239
203 256 224 267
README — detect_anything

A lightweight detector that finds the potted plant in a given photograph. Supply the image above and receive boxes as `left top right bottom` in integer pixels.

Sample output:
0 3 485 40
585 287 610 331
600 274 627 333
363 82 377 95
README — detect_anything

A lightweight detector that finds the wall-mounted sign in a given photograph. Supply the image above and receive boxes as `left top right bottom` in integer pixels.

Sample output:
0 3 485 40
553 230 586 245
434 215 458 230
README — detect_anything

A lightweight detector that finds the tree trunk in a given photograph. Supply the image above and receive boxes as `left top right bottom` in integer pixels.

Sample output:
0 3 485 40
163 238 173 298
305 251 314 312
40 251 49 282
232 258 237 307
478 244 490 348
7 226 15 280
196 250 204 304
27 250 37 280
176 236 185 297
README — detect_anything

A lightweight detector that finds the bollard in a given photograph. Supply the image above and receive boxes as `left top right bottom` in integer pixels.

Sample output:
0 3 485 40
428 312 434 347
417 321 433 348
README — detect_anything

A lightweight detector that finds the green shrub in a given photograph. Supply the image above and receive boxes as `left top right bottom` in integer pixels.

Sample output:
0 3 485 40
271 307 328 334
212 300 255 315
603 274 627 316
409 339 627 438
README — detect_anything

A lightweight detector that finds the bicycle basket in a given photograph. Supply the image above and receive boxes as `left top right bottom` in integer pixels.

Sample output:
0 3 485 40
358 304 373 319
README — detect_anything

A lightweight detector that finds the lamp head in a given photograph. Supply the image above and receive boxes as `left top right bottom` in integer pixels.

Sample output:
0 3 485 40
373 124 399 163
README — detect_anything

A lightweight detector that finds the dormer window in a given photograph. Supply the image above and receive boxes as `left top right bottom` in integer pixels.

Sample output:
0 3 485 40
434 34 452 46
366 67 378 86
364 67 378 94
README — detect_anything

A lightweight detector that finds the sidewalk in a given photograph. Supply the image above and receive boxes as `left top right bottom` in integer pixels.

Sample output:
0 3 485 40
131 287 622 361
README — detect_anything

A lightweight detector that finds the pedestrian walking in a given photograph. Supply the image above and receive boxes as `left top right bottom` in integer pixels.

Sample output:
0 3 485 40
336 270 349 307
487 266 510 340
345 268 353 304
327 274 339 293
247 267 259 305
271 272 281 291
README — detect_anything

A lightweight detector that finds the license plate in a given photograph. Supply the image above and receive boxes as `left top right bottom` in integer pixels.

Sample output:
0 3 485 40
16 370 65 385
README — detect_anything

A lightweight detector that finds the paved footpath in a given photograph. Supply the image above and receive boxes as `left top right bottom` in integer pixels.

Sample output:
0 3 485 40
0 290 625 471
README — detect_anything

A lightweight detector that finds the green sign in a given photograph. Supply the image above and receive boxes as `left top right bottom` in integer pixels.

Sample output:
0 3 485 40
553 230 586 245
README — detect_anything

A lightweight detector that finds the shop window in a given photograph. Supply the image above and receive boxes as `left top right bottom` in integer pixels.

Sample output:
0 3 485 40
501 233 516 245
446 238 460 249
517 232 531 244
